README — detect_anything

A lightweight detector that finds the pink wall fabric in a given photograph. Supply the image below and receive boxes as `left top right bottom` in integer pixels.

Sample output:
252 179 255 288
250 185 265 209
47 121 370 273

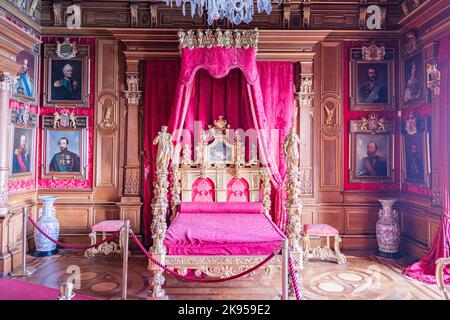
143 55 294 244
403 35 450 284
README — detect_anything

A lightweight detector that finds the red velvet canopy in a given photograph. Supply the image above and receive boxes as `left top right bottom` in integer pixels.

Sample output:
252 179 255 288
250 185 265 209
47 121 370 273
143 46 294 244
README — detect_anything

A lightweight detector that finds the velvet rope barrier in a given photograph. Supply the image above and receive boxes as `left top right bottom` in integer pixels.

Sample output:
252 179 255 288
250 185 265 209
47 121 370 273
288 255 303 300
28 216 123 250
130 230 288 285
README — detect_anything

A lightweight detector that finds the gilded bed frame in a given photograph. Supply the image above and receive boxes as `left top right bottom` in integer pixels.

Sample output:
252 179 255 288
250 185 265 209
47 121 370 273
148 117 303 299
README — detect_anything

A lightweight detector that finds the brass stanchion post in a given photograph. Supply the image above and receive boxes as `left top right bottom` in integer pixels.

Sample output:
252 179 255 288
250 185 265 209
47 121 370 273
10 207 36 277
282 239 289 300
122 220 130 300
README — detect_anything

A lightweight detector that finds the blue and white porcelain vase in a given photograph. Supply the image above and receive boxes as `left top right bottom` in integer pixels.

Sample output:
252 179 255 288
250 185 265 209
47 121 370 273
33 196 59 256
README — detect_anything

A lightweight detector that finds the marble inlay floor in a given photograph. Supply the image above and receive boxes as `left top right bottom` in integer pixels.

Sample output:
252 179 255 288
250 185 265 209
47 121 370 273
2 250 443 300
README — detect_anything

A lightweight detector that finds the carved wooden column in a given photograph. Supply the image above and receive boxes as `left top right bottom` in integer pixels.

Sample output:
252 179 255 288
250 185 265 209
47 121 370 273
118 60 143 230
297 60 314 197
425 41 442 208
0 72 13 217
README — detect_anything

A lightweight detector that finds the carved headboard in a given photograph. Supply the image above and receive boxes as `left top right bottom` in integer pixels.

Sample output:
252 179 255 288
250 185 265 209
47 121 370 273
170 116 271 219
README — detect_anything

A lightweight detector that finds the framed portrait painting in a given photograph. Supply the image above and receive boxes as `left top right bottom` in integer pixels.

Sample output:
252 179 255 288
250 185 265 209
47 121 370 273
43 44 89 107
42 114 88 179
13 49 38 104
401 114 431 187
9 107 37 179
349 114 395 183
350 60 395 111
401 51 427 108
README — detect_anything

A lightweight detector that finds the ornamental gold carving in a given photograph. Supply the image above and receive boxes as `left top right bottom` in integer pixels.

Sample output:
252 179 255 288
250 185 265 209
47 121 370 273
178 28 259 52
125 75 141 105
362 42 386 62
166 255 282 278
53 2 63 26
359 113 388 134
170 164 181 220
283 128 301 172
426 63 440 96
0 72 14 92
150 5 158 27
153 126 173 171
261 172 271 217
130 3 138 27
303 5 311 29
98 98 117 133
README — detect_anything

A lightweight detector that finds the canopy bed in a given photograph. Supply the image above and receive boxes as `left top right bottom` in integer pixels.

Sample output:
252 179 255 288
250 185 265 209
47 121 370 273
146 29 304 299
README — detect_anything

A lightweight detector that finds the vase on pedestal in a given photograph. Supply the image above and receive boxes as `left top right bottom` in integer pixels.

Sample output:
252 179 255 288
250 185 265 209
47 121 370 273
32 196 59 257
376 198 401 259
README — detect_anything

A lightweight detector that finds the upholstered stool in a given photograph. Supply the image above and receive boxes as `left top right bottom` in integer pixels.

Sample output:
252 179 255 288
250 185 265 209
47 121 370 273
303 224 346 264
84 220 127 258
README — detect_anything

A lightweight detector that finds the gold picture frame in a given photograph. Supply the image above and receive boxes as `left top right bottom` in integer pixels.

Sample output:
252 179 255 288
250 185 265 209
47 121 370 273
349 114 395 183
43 44 89 108
9 107 37 180
401 114 431 188
41 114 88 180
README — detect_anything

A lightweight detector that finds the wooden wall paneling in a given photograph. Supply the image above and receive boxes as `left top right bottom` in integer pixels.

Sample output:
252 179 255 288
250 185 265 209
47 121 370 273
94 38 120 201
401 208 429 246
344 206 379 235
314 207 344 233
317 41 343 194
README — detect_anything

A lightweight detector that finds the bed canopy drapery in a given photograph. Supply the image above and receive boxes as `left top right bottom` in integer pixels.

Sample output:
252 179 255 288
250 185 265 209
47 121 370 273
143 29 295 244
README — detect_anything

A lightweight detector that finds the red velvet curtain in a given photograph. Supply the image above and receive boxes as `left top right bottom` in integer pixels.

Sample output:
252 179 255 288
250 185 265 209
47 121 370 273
142 60 181 245
143 59 294 245
403 35 450 284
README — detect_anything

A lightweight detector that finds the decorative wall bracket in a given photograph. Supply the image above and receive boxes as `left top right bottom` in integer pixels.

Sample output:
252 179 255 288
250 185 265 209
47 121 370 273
426 63 440 96
124 75 142 105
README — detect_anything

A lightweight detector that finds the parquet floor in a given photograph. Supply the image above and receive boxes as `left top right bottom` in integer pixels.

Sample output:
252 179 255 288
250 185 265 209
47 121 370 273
3 250 443 300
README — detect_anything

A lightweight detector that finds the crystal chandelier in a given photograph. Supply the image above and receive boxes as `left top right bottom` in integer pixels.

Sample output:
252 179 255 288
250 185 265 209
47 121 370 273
165 0 281 25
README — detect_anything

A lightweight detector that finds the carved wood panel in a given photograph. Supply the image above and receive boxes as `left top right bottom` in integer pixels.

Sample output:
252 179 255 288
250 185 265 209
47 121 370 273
95 39 120 197
318 41 342 191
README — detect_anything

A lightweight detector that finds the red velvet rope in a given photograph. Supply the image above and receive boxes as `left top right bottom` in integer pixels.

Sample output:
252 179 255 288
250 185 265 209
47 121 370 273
28 216 123 250
130 230 282 284
288 255 303 300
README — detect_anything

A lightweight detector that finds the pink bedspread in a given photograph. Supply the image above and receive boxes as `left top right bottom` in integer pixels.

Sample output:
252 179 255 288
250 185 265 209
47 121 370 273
179 202 264 214
164 206 286 255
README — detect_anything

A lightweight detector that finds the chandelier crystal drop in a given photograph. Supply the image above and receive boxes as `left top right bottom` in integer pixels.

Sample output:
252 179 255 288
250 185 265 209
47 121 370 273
165 0 281 25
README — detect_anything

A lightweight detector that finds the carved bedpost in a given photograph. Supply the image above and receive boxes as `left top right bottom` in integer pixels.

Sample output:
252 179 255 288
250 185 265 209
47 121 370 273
283 128 304 298
170 163 181 221
148 126 172 300
261 169 271 218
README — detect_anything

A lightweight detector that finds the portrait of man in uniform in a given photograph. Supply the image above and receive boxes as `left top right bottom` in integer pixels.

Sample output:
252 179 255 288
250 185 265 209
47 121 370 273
11 127 33 175
49 136 81 172
357 64 389 104
357 141 388 177
50 59 82 101
45 130 83 175
14 50 36 101
353 133 392 181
